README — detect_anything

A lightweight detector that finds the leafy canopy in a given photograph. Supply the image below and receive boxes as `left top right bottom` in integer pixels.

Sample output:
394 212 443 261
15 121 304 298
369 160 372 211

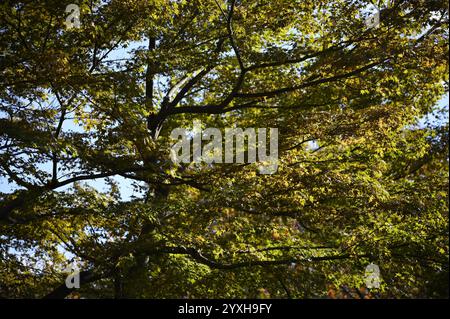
0 0 448 298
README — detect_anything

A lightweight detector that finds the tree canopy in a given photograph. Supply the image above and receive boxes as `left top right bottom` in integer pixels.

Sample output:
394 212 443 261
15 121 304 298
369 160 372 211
0 0 448 298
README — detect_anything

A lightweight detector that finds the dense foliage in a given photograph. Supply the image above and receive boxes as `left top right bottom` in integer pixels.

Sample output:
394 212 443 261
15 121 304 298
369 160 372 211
0 0 448 298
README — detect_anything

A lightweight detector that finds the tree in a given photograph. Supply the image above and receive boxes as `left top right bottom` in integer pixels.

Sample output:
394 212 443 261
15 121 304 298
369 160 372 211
0 0 448 298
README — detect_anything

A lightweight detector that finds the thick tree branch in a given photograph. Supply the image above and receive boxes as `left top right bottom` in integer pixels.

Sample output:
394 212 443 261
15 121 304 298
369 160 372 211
236 59 388 99
160 246 356 270
43 270 109 299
